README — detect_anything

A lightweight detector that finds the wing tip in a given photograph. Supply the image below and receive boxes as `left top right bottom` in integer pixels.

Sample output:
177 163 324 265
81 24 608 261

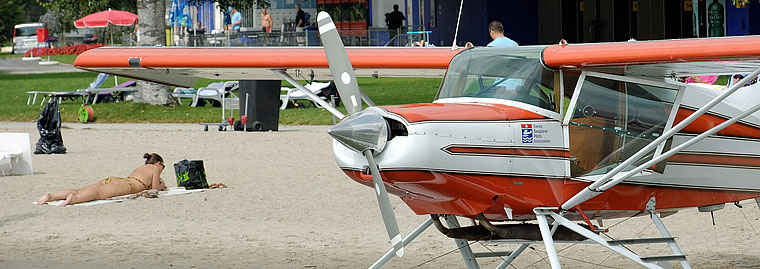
317 11 330 22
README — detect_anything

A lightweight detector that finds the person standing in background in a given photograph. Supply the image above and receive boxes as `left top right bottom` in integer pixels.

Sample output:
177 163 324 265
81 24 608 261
294 4 305 45
230 8 242 32
385 4 405 44
487 21 518 47
261 8 273 33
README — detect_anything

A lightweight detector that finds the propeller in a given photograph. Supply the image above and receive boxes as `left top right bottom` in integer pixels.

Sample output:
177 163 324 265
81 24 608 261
317 11 404 257
317 12 363 115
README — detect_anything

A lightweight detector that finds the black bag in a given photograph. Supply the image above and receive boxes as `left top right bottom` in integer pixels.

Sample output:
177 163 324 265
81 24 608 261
34 99 66 154
174 160 209 189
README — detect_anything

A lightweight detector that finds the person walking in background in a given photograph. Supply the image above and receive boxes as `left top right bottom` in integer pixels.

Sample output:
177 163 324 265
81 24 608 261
294 4 305 45
134 25 140 46
385 4 405 44
261 8 273 33
487 21 518 47
230 8 242 32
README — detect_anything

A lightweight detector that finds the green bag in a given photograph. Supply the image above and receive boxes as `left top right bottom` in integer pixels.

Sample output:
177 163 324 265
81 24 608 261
174 159 209 189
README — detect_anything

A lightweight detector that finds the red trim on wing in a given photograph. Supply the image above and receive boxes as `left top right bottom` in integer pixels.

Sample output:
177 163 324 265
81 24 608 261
381 103 547 123
446 146 570 158
74 47 462 69
343 169 760 221
543 36 760 68
674 107 760 139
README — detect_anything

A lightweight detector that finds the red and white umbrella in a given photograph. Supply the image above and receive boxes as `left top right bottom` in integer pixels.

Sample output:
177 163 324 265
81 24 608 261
74 9 138 28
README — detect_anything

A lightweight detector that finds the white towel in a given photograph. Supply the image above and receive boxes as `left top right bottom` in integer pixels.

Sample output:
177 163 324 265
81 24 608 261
37 187 204 207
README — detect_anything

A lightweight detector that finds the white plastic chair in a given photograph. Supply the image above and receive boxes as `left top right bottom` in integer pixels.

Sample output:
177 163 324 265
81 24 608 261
192 81 238 107
173 81 239 107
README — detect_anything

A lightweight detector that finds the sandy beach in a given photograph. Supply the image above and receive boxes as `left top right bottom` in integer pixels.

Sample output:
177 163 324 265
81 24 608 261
1 121 760 268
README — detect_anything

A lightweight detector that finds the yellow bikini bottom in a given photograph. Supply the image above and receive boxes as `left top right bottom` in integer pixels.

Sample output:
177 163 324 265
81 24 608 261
104 176 151 192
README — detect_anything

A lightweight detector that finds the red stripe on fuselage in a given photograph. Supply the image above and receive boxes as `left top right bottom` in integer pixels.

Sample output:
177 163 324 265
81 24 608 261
675 107 760 139
343 169 760 221
381 103 547 123
669 153 760 168
446 146 570 158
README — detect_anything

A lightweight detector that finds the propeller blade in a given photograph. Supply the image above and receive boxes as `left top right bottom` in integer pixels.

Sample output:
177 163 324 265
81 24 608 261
364 150 404 257
316 11 364 115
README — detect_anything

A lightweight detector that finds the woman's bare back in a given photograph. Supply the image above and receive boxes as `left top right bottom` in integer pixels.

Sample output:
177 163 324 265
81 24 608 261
129 164 166 191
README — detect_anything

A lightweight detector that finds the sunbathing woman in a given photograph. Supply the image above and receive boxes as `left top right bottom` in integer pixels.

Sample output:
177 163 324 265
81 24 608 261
38 153 168 206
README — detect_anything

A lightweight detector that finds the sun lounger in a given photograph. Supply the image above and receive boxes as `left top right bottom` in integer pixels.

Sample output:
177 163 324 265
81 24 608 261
173 81 238 107
26 73 135 105
279 81 339 109
84 80 137 104
172 87 197 105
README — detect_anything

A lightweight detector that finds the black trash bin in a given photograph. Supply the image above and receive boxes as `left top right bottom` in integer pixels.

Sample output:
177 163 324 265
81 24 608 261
238 80 280 131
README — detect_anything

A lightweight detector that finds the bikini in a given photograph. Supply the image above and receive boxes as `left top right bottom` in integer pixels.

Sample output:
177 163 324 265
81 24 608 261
104 176 151 192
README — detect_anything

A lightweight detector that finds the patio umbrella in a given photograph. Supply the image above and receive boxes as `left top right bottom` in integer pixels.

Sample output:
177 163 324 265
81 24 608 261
74 9 138 44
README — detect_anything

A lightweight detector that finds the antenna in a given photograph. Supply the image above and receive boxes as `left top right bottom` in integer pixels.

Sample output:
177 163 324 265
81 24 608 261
451 0 464 50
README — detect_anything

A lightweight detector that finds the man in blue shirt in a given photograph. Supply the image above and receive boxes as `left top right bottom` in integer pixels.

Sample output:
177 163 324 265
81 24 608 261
230 8 242 32
487 21 518 47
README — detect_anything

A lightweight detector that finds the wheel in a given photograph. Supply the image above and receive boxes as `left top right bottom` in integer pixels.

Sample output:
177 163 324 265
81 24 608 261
77 106 94 123
218 125 226 131
204 125 209 131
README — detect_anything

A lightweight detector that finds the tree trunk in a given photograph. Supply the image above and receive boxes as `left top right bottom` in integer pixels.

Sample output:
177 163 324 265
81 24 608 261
134 0 175 106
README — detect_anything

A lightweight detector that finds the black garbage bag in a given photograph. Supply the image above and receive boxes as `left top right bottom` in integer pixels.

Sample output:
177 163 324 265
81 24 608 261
174 159 209 189
34 100 67 154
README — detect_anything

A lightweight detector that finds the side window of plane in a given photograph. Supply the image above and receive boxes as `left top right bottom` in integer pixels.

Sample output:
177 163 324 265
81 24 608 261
568 75 677 176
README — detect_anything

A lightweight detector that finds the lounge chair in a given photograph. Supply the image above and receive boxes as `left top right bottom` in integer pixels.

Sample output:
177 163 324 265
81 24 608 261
172 81 239 107
279 81 339 109
84 80 137 104
26 73 135 105
172 87 197 105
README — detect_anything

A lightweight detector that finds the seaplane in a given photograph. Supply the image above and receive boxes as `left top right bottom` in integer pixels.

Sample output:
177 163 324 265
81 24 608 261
74 11 760 268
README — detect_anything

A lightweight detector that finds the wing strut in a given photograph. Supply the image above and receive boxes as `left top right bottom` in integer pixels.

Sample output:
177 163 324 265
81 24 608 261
273 69 346 119
562 66 760 211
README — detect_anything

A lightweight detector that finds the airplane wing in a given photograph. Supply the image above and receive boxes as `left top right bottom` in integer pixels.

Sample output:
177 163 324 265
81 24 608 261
542 35 760 78
74 47 463 87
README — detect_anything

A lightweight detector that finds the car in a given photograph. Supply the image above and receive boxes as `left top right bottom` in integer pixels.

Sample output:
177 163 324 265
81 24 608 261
12 22 44 55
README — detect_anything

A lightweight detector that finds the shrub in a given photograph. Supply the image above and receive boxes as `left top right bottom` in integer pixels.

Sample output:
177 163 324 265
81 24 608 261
24 43 106 57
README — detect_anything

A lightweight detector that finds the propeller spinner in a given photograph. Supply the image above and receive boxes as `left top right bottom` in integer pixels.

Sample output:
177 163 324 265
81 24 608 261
317 11 405 257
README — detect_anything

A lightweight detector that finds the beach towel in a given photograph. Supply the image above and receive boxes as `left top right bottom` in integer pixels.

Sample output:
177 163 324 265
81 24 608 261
37 187 204 207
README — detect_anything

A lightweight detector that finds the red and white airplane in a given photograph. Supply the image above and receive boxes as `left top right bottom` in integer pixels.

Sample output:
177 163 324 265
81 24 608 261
75 12 760 268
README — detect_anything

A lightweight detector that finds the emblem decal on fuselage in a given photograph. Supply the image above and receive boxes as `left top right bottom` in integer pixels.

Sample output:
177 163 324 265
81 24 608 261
521 123 551 144
521 124 533 143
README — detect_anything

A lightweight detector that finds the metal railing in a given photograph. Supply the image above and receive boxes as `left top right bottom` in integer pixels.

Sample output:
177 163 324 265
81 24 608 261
171 25 429 47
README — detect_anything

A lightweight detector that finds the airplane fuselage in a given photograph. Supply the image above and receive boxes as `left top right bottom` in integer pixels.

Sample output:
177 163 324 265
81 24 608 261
333 46 760 222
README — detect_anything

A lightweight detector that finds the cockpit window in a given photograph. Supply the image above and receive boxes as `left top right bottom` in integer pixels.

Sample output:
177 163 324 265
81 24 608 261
437 46 556 111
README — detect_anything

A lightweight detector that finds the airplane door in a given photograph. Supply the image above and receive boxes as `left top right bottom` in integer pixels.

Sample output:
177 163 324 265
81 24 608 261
563 72 680 177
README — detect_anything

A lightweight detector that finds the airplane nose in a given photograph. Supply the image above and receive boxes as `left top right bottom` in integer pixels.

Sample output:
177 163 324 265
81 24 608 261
328 110 389 154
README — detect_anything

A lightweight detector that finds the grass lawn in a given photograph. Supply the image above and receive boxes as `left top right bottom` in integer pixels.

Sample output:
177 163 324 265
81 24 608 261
49 55 78 65
0 71 441 125
0 52 24 58
0 54 78 64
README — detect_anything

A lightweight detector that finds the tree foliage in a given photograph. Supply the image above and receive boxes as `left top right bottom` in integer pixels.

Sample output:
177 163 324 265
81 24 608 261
0 0 26 44
40 0 136 39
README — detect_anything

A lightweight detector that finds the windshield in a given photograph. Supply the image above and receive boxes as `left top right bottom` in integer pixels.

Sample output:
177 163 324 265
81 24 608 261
437 46 556 111
15 26 39 37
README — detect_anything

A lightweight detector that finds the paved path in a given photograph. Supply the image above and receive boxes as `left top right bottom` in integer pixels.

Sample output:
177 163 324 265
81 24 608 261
0 57 83 74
